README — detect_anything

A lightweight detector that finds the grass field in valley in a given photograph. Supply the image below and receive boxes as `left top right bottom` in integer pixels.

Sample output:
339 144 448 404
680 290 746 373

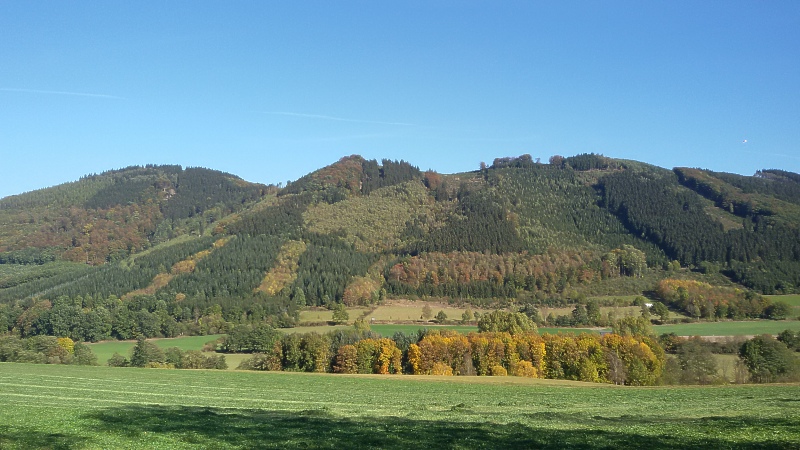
1 363 799 449
654 320 800 336
766 294 800 306
370 324 604 336
88 335 224 365
767 294 800 317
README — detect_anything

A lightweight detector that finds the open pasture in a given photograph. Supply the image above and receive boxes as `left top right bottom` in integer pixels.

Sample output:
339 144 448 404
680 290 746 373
88 335 224 365
369 324 606 337
366 303 490 322
654 320 800 336
766 294 800 306
539 305 642 318
370 324 478 336
767 294 800 317
1 363 799 449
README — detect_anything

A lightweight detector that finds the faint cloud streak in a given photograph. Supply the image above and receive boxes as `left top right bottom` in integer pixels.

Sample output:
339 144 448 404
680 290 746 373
0 88 126 100
257 111 415 126
278 133 399 144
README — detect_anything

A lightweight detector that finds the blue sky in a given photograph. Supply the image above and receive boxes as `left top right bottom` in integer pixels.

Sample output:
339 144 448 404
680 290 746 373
1 2 799 198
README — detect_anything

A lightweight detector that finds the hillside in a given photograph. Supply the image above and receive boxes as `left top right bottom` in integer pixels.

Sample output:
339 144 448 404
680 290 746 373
1 154 799 341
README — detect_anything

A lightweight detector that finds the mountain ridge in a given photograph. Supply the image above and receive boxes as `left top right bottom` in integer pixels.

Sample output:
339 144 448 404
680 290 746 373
1 153 799 341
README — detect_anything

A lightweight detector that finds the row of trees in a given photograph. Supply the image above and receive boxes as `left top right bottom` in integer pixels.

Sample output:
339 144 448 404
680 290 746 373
280 155 422 198
2 290 303 342
0 335 96 365
223 319 798 385
654 279 789 320
226 314 664 385
234 329 663 385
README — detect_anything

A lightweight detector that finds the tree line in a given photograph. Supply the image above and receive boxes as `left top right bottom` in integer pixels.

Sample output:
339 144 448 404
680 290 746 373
220 318 664 385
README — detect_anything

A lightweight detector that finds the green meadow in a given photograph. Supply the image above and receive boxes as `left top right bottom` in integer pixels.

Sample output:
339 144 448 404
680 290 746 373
88 335 224 365
767 294 800 317
767 294 800 306
654 320 800 336
1 363 799 449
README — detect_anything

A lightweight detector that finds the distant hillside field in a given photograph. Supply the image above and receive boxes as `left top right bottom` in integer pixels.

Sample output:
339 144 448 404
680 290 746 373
0 363 798 449
654 320 800 336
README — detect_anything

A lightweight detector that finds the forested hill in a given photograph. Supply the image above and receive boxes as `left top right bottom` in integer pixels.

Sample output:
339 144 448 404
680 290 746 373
0 165 272 264
1 154 800 340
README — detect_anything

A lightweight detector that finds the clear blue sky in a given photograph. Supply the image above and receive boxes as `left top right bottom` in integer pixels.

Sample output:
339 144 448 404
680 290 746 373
1 2 798 198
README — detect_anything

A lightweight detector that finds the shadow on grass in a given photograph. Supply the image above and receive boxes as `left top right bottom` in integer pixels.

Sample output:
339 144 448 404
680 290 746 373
0 426 87 450
80 405 797 449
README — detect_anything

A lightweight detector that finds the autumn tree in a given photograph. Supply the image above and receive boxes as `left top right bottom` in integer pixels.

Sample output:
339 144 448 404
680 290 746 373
332 303 349 324
477 311 536 335
334 344 358 374
461 307 474 324
421 304 433 321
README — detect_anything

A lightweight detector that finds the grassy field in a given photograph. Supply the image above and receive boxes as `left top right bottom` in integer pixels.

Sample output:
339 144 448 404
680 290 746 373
539 305 642 318
654 320 800 336
767 294 800 317
1 363 799 449
298 303 494 325
88 335 224 365
767 294 800 306
367 303 491 322
370 324 478 336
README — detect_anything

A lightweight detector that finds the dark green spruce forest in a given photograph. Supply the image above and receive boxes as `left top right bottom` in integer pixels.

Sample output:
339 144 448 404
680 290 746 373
1 154 799 343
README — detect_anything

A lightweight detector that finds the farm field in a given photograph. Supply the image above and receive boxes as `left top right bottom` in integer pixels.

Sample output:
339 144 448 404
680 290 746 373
370 324 478 336
767 294 800 317
88 335 224 365
766 294 800 306
1 363 799 449
366 303 491 322
654 320 800 336
369 324 606 337
298 302 495 325
298 308 370 324
539 305 641 318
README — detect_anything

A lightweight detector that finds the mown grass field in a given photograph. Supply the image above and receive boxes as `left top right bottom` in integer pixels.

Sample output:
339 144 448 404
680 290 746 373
88 335 224 366
366 304 491 322
767 294 800 317
1 363 799 449
767 294 800 306
370 324 605 336
654 320 800 336
539 305 642 318
370 324 478 336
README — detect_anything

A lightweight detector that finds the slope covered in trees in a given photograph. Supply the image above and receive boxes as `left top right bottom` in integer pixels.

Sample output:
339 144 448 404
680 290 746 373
0 165 269 264
2 153 800 341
